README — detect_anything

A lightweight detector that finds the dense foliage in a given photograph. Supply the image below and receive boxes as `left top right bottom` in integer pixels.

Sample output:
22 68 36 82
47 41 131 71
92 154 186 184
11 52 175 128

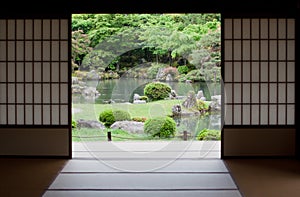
144 82 172 101
144 116 177 138
72 14 221 82
196 128 221 140
99 109 131 127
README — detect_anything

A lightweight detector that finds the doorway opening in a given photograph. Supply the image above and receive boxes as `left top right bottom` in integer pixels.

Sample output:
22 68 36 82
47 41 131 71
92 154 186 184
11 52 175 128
71 13 222 164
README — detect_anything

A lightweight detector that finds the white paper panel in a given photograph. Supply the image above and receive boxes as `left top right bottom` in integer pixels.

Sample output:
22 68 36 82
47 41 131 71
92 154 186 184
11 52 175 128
43 41 51 61
242 62 250 82
278 19 286 39
51 20 59 39
34 63 41 82
225 62 232 82
0 20 6 39
8 41 15 61
52 63 59 82
43 105 51 125
52 105 59 125
242 19 250 39
34 19 42 39
43 84 50 103
251 40 259 60
34 41 41 61
233 105 241 125
287 84 295 103
242 40 250 60
60 105 68 125
260 19 268 39
0 41 6 61
224 41 232 60
251 84 259 103
7 20 15 40
224 19 232 39
25 84 32 103
287 105 294 125
0 84 6 103
224 84 232 103
287 62 295 82
25 63 32 82
287 19 295 39
52 41 59 61
260 41 268 60
278 62 286 82
43 20 51 39
34 105 42 125
269 84 277 103
16 63 23 82
260 84 268 103
8 63 15 82
242 84 250 103
16 41 24 61
233 41 241 60
278 84 286 103
60 41 68 61
25 20 33 40
269 105 277 125
234 84 241 103
269 41 277 60
269 62 277 82
251 62 259 82
251 105 259 125
43 63 50 82
278 40 286 60
17 105 24 125
225 104 232 125
7 105 15 124
16 84 24 103
8 84 15 103
260 105 268 124
260 62 268 82
34 84 41 103
60 63 68 82
242 105 250 125
251 19 259 39
25 105 33 125
269 19 277 39
0 63 6 82
16 20 24 39
233 19 241 39
52 84 59 103
233 62 241 82
60 84 68 103
278 105 286 125
25 41 32 61
287 40 295 60
0 105 7 124
60 20 69 40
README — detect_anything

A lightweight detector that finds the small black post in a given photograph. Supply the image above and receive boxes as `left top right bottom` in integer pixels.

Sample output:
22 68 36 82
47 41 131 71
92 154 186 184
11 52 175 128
107 131 112 141
183 130 188 141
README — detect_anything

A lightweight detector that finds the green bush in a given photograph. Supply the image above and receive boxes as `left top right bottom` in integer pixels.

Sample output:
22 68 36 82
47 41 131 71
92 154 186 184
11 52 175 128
72 119 77 128
197 128 221 140
144 82 171 101
144 116 177 138
177 65 189 74
99 109 131 127
197 100 210 111
139 96 148 101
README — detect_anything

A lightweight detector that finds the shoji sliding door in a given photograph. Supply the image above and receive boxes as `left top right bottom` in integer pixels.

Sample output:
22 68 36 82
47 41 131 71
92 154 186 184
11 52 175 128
0 18 71 157
222 17 296 157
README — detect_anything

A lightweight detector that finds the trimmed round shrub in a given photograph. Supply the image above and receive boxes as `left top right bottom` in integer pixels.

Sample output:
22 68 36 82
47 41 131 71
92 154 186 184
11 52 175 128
144 82 171 101
99 109 131 127
144 116 177 138
197 128 221 140
177 65 189 74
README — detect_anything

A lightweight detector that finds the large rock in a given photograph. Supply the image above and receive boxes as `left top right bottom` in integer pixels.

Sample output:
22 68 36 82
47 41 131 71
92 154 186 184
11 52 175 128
77 119 106 129
110 121 144 134
182 91 197 109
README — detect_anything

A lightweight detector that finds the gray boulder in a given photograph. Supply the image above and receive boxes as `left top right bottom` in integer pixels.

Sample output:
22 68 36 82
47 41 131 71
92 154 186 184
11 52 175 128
110 121 144 134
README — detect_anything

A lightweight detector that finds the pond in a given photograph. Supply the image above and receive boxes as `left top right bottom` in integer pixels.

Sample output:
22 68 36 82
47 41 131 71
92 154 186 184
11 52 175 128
72 78 222 137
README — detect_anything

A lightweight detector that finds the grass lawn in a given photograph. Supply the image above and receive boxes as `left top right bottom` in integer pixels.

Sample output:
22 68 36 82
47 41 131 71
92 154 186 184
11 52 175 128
72 99 184 121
